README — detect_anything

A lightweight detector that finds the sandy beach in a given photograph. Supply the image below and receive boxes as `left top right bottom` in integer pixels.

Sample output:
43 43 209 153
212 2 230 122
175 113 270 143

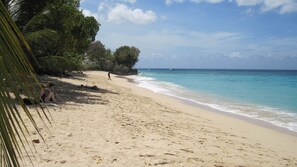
23 71 297 167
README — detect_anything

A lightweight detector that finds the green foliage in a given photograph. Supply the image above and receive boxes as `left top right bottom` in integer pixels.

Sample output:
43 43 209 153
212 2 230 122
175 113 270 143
48 1 100 56
112 65 138 75
40 1 99 75
114 46 140 70
22 6 53 33
6 0 100 75
82 63 101 71
1 1 49 166
38 55 78 75
85 44 140 74
1 0 9 8
81 16 98 43
9 0 52 30
18 4 60 73
113 65 130 74
85 41 113 71
25 29 59 58
63 52 84 71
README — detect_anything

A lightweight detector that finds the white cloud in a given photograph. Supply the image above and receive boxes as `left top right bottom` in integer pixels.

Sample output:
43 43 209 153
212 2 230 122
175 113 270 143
81 9 99 20
245 8 255 15
164 0 297 13
279 3 297 14
263 0 297 14
166 0 223 5
107 4 157 24
165 0 185 5
190 0 224 3
120 0 137 4
98 2 107 11
100 28 243 54
160 15 168 20
165 0 172 5
82 1 158 25
229 51 243 58
235 0 262 6
235 0 297 14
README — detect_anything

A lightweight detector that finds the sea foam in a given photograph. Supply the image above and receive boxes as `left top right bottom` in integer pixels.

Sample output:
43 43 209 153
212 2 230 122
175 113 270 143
128 73 297 133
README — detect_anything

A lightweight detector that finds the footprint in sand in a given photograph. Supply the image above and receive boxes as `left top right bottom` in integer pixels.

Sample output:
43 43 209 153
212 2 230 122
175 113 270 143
92 155 103 164
187 157 204 163
180 149 194 153
139 154 155 157
164 153 177 156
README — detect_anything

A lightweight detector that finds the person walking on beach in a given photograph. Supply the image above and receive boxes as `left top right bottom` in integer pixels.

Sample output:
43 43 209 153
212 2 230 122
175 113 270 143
108 72 111 80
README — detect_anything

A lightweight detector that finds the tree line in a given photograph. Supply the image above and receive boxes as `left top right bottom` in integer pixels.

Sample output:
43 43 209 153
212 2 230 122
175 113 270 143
85 41 140 74
2 0 140 76
0 0 140 166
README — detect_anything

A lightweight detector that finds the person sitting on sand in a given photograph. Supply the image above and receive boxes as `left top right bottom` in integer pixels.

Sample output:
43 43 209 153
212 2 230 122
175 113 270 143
40 83 57 103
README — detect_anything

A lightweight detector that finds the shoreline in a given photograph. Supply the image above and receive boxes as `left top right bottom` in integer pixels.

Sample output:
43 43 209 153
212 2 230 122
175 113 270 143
117 73 297 138
123 73 297 137
112 72 297 160
182 98 297 137
23 71 297 166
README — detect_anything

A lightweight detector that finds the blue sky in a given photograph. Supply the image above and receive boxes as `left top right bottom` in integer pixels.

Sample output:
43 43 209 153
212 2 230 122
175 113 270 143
80 0 297 69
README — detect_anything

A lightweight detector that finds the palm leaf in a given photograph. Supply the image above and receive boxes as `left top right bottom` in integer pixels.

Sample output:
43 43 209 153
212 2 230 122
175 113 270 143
1 1 49 166
25 29 59 57
23 6 52 33
8 0 49 29
23 6 59 52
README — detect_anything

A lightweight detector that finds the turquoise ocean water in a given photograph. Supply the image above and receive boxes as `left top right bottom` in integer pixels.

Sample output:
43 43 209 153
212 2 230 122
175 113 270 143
130 69 297 133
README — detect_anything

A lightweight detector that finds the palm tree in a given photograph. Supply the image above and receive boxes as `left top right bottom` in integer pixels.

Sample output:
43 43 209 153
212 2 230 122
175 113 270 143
7 0 50 30
1 1 48 166
6 0 78 75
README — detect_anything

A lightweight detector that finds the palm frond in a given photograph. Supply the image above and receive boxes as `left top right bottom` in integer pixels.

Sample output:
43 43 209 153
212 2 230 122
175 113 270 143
25 29 59 57
23 7 52 33
1 1 49 166
8 0 49 29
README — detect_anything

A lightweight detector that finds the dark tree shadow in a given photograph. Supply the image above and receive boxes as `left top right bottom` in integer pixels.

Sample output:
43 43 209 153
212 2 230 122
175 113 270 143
38 74 118 105
64 72 88 81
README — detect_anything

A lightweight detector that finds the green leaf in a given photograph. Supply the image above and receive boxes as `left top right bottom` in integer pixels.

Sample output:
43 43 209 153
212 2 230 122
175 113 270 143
1 1 50 166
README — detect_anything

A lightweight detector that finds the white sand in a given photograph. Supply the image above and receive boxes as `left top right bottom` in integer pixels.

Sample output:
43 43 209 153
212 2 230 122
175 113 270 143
22 71 297 166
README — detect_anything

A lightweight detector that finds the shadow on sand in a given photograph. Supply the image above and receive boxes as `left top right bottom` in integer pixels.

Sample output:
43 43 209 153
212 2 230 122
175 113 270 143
39 74 118 105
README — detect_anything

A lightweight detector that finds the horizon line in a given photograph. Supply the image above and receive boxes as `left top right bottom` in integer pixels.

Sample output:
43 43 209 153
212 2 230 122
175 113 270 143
136 68 297 71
